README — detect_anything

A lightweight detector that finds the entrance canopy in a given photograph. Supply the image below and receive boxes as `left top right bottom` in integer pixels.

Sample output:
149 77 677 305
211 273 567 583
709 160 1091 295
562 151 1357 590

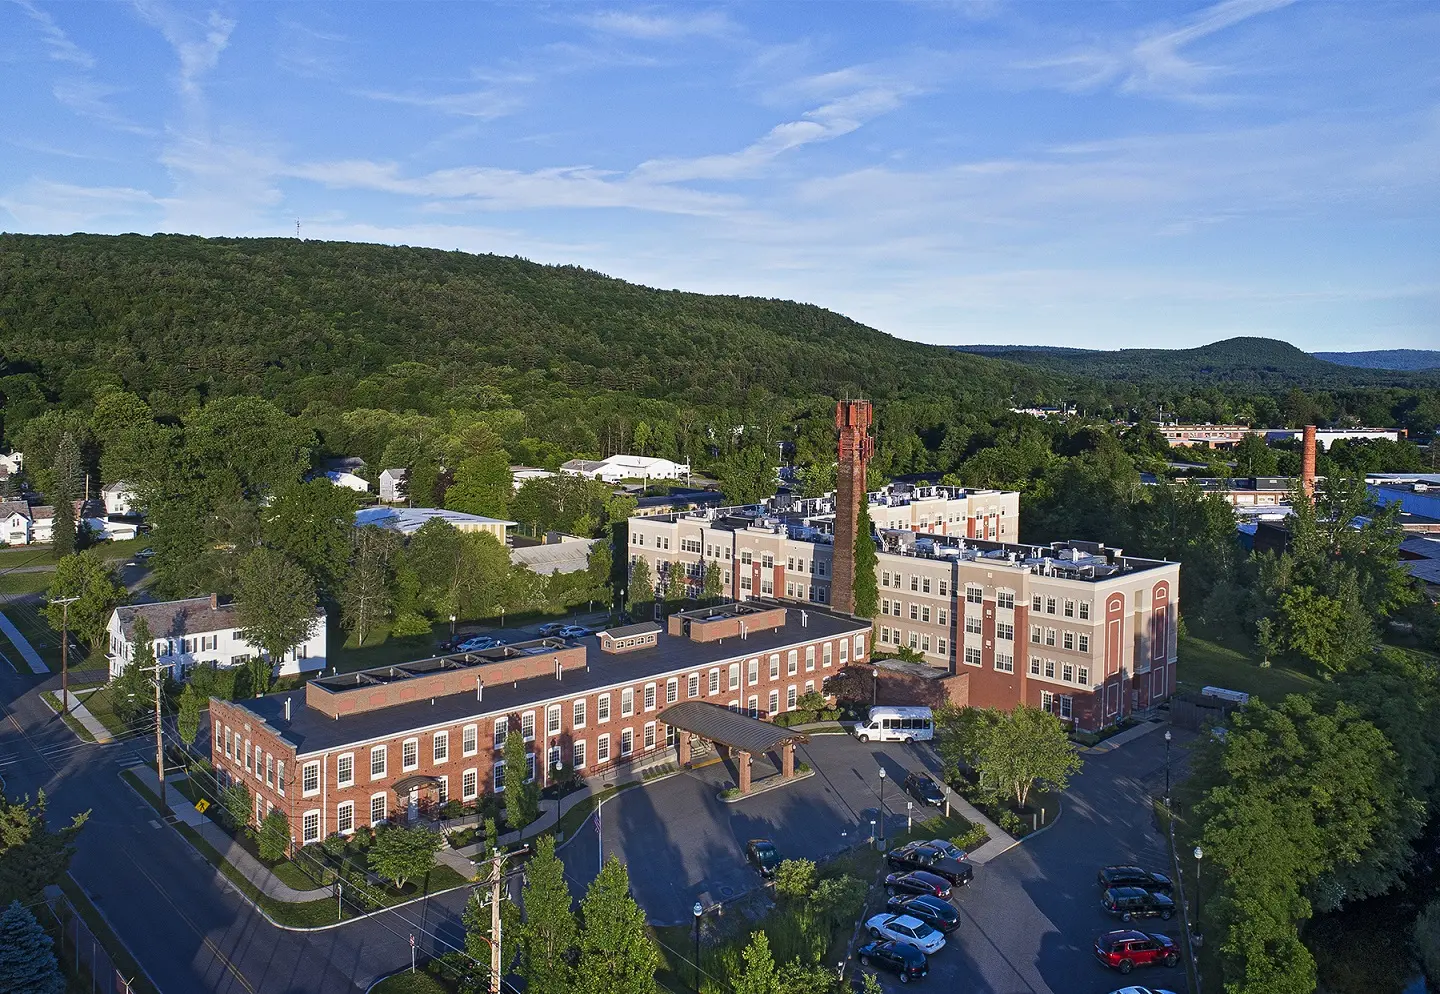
391 773 442 795
658 701 809 754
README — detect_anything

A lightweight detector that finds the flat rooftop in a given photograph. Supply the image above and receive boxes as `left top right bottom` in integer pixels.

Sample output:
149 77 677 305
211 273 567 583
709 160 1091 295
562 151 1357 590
880 535 1174 582
228 606 869 757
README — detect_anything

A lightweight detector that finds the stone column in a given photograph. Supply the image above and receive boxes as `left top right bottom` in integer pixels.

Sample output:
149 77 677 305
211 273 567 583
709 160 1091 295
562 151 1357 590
678 733 692 768
738 750 752 794
781 742 795 779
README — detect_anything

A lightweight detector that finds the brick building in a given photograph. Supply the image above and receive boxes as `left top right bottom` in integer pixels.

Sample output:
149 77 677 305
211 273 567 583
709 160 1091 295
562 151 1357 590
209 603 870 848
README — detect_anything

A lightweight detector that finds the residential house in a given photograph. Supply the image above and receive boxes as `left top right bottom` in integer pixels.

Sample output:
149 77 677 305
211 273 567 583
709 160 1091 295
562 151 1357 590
323 471 371 493
103 481 140 517
106 595 327 680
379 469 407 504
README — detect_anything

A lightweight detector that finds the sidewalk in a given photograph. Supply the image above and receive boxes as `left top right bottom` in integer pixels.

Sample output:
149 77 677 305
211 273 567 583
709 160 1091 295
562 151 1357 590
936 784 1017 864
59 690 113 744
0 609 48 673
1080 718 1167 755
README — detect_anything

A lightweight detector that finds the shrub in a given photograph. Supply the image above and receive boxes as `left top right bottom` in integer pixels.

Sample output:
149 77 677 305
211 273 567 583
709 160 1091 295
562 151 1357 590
257 810 290 862
818 709 840 721
389 611 432 638
720 787 741 800
322 834 349 857
797 762 812 775
996 809 1024 836
953 824 989 851
438 800 465 820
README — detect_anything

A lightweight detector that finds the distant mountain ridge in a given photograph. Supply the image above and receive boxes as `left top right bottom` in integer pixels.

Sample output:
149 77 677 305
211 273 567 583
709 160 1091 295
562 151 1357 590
954 338 1440 388
1312 349 1440 371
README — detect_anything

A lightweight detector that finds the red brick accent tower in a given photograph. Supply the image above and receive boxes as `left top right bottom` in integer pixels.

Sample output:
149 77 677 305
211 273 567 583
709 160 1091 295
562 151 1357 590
833 400 874 615
1301 425 1317 502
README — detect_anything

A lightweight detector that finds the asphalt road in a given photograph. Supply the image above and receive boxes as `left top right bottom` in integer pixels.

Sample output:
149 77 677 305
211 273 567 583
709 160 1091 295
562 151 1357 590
0 658 481 994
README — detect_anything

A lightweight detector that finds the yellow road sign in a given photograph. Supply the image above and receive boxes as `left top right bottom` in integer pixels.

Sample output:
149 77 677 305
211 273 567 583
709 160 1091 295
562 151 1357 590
194 798 210 814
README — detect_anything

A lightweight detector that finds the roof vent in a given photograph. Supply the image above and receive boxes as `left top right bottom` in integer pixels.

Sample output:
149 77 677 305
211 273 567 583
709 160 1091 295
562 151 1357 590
284 697 291 721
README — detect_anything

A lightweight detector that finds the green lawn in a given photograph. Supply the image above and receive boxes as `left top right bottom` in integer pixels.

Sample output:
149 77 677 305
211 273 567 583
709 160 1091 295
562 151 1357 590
1177 631 1321 703
75 682 141 739
40 691 97 742
0 569 57 595
0 536 149 568
371 971 455 994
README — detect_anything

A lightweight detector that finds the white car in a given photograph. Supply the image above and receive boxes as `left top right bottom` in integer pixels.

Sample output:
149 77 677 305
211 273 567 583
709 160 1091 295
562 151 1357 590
864 913 945 955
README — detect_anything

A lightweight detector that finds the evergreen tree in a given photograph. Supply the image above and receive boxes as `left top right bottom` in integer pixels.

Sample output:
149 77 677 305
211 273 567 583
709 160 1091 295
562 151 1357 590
852 501 878 618
576 857 658 994
176 683 202 750
733 931 780 994
502 725 538 832
586 539 614 607
0 900 65 994
0 791 87 907
702 560 724 603
519 835 577 994
111 615 155 729
626 557 652 617
664 561 686 608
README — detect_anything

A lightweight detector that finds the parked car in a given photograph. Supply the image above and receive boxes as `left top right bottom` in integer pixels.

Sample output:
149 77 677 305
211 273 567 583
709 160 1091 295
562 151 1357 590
856 939 928 984
1101 887 1175 921
136 548 155 559
884 870 953 900
886 843 973 886
558 625 591 638
537 622 565 636
903 772 946 807
747 839 780 878
885 894 960 933
924 839 969 862
1105 988 1179 994
1094 931 1180 974
456 636 495 652
1098 866 1174 893
864 913 946 955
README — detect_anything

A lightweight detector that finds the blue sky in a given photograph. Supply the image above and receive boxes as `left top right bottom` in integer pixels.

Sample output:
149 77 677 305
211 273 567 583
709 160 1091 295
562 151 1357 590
2 1 1437 351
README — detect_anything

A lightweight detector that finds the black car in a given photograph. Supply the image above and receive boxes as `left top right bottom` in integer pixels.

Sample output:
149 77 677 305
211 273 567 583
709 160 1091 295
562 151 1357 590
747 839 781 878
856 939 928 984
1101 886 1175 921
886 843 974 886
1098 865 1174 893
903 772 947 807
885 894 960 933
885 870 953 900
924 839 969 862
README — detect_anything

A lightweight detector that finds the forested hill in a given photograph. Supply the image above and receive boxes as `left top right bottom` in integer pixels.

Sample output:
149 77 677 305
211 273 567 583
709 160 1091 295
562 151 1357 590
956 338 1440 389
0 233 1036 424
1313 349 1440 372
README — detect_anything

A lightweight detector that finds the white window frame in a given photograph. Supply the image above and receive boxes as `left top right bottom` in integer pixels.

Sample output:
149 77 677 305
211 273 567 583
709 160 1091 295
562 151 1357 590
597 734 611 763
620 728 633 756
573 739 586 769
302 810 321 845
666 678 678 704
747 658 759 685
302 761 320 797
433 731 449 764
573 699 587 729
462 724 478 757
768 689 779 715
402 738 419 772
336 752 354 789
644 722 656 750
643 683 656 712
371 793 387 826
709 669 720 695
728 663 740 690
621 688 635 718
521 711 535 741
547 705 562 735
337 800 355 835
494 717 508 747
688 673 700 698
462 768 479 800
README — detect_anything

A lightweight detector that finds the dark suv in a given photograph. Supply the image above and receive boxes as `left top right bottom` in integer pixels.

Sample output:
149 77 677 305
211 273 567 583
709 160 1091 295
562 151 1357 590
886 843 973 886
903 772 946 807
1094 930 1179 974
1098 865 1174 893
1101 887 1175 921
885 894 960 933
747 839 780 878
856 939 928 984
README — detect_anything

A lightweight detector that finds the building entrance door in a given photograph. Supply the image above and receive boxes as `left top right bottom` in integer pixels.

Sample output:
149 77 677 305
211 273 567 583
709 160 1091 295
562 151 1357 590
407 787 419 822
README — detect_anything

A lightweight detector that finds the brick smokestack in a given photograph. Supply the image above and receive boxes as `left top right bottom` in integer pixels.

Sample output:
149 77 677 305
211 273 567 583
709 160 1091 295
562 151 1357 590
832 400 873 615
1301 425 1317 502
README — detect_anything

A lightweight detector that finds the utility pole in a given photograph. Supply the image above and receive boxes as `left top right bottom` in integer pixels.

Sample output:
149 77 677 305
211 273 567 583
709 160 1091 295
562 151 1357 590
139 658 168 816
51 596 79 715
489 848 504 994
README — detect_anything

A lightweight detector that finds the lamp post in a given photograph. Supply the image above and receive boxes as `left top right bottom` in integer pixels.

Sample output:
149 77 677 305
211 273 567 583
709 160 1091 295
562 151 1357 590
878 767 888 845
1193 845 1204 938
692 901 703 992
1164 729 1173 805
906 800 913 832
870 818 876 845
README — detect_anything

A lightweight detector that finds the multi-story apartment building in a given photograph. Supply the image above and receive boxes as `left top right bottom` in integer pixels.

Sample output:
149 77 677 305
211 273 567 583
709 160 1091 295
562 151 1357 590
625 484 1020 610
107 595 328 680
209 603 870 849
872 535 1179 731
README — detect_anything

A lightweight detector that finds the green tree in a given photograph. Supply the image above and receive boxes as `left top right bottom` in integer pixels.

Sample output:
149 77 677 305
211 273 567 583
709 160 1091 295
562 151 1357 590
339 525 401 647
221 782 252 835
933 703 1001 785
796 460 836 499
43 551 127 647
0 792 87 907
367 825 442 890
503 726 538 831
852 501 878 618
463 883 521 990
702 560 724 603
733 931 780 994
586 539 614 606
1232 432 1279 476
261 479 359 595
0 900 65 994
176 683 202 750
716 447 774 506
626 557 652 617
576 857 658 994
258 810 290 862
1416 897 1440 986
975 705 1082 809
519 835 577 994
51 497 77 558
773 859 818 903
445 451 512 520
111 615 155 728
663 561 686 607
234 547 319 671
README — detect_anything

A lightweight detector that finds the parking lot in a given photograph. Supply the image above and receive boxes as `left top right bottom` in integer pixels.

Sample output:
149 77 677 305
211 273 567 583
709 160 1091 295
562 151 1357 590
561 720 1192 993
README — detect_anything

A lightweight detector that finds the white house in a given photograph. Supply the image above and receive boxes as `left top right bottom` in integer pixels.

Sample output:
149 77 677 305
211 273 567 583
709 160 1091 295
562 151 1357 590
354 506 515 543
0 452 23 475
87 517 140 541
323 470 371 493
379 468 407 503
559 454 691 485
510 466 557 491
103 481 140 516
1 501 33 545
106 595 327 680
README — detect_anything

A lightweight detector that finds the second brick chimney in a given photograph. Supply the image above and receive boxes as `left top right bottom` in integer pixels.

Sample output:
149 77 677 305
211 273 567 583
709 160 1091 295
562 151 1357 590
1301 425 1317 502
832 400 874 615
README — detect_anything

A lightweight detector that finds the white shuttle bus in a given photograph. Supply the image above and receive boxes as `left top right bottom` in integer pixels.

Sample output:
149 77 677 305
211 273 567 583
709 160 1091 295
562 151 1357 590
852 706 934 743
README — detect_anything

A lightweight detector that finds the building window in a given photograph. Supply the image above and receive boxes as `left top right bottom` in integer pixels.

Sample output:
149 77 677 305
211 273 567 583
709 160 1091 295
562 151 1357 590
967 615 983 635
402 739 419 771
434 731 449 764
909 631 919 649
493 761 506 791
728 663 740 690
1030 624 1041 643
1063 631 1075 651
967 586 983 604
1041 690 1054 713
922 634 931 652
368 793 386 826
787 686 797 710
1046 597 1057 615
644 722 657 749
1064 599 1075 618
823 643 832 667
337 753 354 788
997 591 1014 610
996 652 1014 673
463 769 478 800
621 689 635 717
938 578 948 596
741 550 752 565
937 608 948 627
767 654 778 679
1078 634 1090 653
494 717 508 747
997 622 1014 641
688 673 699 698
244 741 252 773
1032 594 1043 612
1058 695 1073 719
643 684 656 711
840 638 850 663
805 646 816 670
910 575 918 592
573 740 586 769
337 801 354 835
302 761 320 796
547 705 562 735
964 646 982 667
620 729 633 756
277 761 285 795
909 603 919 621
526 753 536 783
747 659 759 685
769 690 779 715
1030 656 1041 675
302 811 320 845
1045 628 1056 647
265 755 274 788
1045 659 1056 678
921 577 930 594
1078 666 1090 685
521 712 535 741
1079 602 1091 620
708 670 720 695
1063 662 1074 682
437 777 449 804
937 638 948 656
573 700 587 728
762 553 773 568
598 695 611 722
597 734 610 763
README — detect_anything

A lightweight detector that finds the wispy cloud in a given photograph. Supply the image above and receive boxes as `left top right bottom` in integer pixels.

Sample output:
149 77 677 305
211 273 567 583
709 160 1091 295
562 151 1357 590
575 9 737 41
52 79 155 135
12 0 96 67
276 19 350 79
0 178 158 230
356 87 523 121
131 1 236 114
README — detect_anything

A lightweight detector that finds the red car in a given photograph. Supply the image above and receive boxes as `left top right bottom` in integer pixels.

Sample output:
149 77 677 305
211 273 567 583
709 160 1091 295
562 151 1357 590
1094 930 1180 974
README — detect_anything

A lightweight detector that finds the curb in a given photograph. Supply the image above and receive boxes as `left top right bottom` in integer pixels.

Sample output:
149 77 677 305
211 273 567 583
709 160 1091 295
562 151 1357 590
717 768 816 803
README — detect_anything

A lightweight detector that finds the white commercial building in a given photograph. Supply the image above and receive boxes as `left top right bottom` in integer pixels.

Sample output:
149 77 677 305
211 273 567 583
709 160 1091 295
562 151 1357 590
106 595 327 680
355 506 515 542
323 471 371 493
560 455 691 484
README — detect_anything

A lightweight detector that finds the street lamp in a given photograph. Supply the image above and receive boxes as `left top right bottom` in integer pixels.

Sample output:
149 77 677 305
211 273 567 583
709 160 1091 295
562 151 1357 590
878 767 888 845
692 901 703 993
906 800 913 832
1164 729 1173 804
1193 845 1204 938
